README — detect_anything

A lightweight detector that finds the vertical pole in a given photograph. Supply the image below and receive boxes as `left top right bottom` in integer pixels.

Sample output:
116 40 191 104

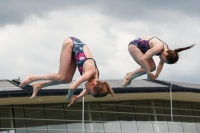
170 83 173 122
82 84 85 133
88 104 94 133
151 101 157 121
151 101 159 132
169 83 173 132
9 107 15 133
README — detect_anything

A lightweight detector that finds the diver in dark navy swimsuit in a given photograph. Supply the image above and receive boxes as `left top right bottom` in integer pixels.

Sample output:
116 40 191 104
122 36 195 87
19 37 116 106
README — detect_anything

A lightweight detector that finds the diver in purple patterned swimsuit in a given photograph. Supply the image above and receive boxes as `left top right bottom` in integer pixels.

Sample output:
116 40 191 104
122 36 195 87
19 37 116 106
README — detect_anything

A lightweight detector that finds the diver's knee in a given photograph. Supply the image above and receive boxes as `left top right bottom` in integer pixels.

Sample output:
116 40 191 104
62 38 73 48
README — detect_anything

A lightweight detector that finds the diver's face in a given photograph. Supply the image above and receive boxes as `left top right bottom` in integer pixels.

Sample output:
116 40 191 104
159 51 168 63
85 78 97 95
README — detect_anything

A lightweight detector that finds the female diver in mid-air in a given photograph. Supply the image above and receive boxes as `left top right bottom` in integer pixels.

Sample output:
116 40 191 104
19 37 115 106
122 36 195 87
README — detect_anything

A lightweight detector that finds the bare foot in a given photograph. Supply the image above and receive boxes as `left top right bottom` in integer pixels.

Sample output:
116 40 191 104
30 83 42 99
122 73 132 88
19 74 34 88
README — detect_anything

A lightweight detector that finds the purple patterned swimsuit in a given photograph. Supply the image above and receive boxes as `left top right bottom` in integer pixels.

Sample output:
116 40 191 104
70 37 99 76
129 37 162 55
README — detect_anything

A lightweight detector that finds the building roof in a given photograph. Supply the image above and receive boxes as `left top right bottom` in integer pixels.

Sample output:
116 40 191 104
0 79 200 105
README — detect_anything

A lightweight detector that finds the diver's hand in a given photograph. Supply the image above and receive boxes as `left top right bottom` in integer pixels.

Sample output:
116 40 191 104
68 95 78 107
153 74 158 80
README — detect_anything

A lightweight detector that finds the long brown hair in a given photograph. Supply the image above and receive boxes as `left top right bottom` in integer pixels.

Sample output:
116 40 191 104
93 80 116 100
166 44 195 64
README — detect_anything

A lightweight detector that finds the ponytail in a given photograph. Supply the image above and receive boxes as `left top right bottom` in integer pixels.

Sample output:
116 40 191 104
166 44 195 64
104 81 117 101
174 44 195 53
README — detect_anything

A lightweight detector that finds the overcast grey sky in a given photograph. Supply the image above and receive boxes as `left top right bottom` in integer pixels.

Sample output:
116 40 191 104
0 0 199 84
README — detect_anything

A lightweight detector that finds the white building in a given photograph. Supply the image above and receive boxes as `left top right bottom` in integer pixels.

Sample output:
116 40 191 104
0 79 200 133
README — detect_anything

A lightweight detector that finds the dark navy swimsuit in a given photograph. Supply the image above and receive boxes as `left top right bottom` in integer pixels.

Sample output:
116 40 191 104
70 37 99 76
